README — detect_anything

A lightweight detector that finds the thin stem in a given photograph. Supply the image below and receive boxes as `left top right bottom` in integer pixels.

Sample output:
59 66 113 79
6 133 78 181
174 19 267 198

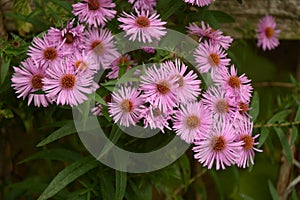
254 121 300 128
253 82 295 88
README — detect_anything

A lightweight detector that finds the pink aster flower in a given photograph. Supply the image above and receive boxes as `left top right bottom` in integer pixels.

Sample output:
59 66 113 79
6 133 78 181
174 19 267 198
140 65 177 112
27 34 71 67
43 61 98 107
183 0 213 7
107 54 135 79
214 65 253 104
201 86 235 122
193 122 243 170
257 15 280 51
72 0 116 28
128 0 157 12
108 86 144 127
187 22 233 50
194 41 230 78
118 9 167 43
163 59 201 104
173 102 212 143
83 28 119 69
139 105 172 133
11 58 50 107
234 119 262 168
70 50 99 72
47 19 85 51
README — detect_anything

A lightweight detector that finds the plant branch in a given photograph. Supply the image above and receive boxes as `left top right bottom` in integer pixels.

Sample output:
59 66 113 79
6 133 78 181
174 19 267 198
254 121 300 128
253 82 295 88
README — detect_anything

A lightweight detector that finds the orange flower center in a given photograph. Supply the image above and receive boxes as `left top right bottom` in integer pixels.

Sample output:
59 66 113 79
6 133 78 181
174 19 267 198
238 102 248 114
61 74 76 89
135 16 150 28
265 27 274 38
43 47 58 60
75 60 88 70
120 99 134 112
210 53 220 66
91 40 104 55
88 0 100 10
185 115 200 129
174 75 184 88
241 134 254 150
31 74 44 89
215 99 229 113
64 32 74 44
211 136 226 152
156 81 170 95
227 76 241 88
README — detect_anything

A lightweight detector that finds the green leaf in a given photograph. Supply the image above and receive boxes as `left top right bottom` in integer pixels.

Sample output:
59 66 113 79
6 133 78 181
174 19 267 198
274 127 293 164
36 121 77 147
268 180 280 200
249 91 259 122
126 180 152 200
267 110 292 124
1 56 11 85
290 126 298 146
161 1 184 20
38 156 99 200
48 0 72 13
115 170 127 200
19 148 82 164
258 127 269 148
99 170 115 200
178 154 190 189
209 171 224 200
295 104 300 121
210 10 235 23
94 93 107 106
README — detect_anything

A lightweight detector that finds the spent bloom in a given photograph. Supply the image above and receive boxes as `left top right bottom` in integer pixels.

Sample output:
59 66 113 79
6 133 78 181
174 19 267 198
11 58 50 107
43 61 98 107
173 102 212 143
194 41 230 78
91 103 103 116
257 15 280 51
72 0 116 28
118 9 167 43
183 0 213 7
108 86 144 127
193 122 243 170
163 59 201 105
128 0 157 12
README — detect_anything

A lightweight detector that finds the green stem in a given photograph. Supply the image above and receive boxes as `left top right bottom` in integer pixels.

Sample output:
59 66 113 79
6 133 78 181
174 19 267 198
254 121 300 128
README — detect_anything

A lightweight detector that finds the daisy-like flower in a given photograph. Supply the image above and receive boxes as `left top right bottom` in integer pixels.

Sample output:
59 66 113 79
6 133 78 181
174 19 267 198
194 41 230 78
108 86 144 127
70 50 99 72
193 122 243 170
27 34 71 67
140 65 177 112
173 102 212 143
91 103 103 116
234 119 262 168
47 19 85 51
139 105 172 133
187 22 233 50
83 28 119 69
72 0 116 28
257 15 280 51
183 0 213 7
163 59 201 105
118 9 167 43
107 54 135 79
43 61 98 107
11 58 50 107
201 86 235 122
214 65 253 104
128 0 157 12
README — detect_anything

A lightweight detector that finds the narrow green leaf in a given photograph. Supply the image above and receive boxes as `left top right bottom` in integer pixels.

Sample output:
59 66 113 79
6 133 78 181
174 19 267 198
115 170 127 200
1 56 11 84
126 180 152 200
161 1 184 20
295 104 300 121
274 127 293 164
268 180 280 200
38 156 99 200
94 93 107 106
178 154 190 189
291 126 298 146
258 127 269 148
99 170 115 200
210 10 235 23
267 110 292 124
249 91 259 122
19 148 82 164
37 121 77 147
209 171 224 200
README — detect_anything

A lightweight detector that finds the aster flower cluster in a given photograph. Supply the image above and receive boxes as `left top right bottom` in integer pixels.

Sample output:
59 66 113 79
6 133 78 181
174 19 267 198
11 0 262 170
